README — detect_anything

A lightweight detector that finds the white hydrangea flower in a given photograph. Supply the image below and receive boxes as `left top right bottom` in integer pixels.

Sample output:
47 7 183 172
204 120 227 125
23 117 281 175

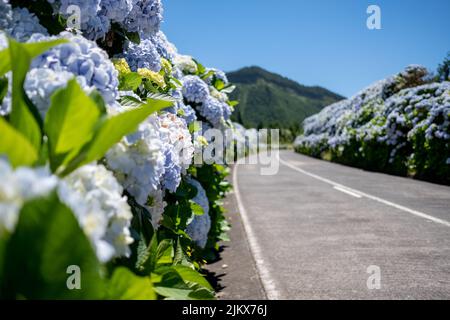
106 115 166 221
173 54 197 74
0 158 57 235
57 163 134 262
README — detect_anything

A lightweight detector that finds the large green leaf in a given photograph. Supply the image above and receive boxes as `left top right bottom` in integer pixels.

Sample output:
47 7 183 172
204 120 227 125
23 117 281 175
44 79 101 171
152 268 214 300
0 193 104 299
107 267 156 300
118 72 142 91
172 265 213 291
8 39 42 151
0 38 67 77
60 98 173 176
0 117 38 167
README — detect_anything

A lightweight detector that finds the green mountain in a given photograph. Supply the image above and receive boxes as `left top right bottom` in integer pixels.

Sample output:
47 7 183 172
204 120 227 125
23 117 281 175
228 66 345 131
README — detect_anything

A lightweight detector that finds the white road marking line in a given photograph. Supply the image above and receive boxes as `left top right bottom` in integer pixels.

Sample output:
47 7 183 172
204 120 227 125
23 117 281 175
233 160 281 300
333 186 362 198
277 155 450 228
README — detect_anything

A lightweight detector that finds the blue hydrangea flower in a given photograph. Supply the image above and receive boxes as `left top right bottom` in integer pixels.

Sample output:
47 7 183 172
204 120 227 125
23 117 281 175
182 75 210 104
168 88 197 124
24 68 74 117
100 0 133 23
30 32 119 107
205 68 229 85
0 0 12 31
0 3 48 42
121 38 161 72
124 0 163 36
43 0 111 41
162 148 181 193
150 31 176 61
199 96 229 126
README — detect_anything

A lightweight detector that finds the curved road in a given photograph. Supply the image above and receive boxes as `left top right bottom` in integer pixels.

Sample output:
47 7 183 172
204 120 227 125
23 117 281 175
233 150 450 299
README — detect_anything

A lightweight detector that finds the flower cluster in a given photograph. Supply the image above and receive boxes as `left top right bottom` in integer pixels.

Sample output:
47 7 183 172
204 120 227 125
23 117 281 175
1 32 119 117
0 159 57 235
295 66 450 184
181 75 232 127
58 164 134 262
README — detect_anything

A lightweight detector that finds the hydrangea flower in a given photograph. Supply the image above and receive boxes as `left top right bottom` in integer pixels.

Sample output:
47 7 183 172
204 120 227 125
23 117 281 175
57 163 134 262
24 68 74 117
150 31 177 61
174 54 197 75
100 0 133 23
198 96 231 126
3 32 121 117
185 178 211 248
46 0 111 41
0 0 12 31
0 159 58 235
105 115 166 220
182 75 210 104
159 113 194 193
124 0 163 36
204 68 229 85
7 7 48 42
121 38 162 72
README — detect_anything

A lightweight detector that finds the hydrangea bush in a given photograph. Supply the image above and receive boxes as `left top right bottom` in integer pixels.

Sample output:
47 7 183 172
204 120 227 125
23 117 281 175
294 65 450 185
0 0 235 300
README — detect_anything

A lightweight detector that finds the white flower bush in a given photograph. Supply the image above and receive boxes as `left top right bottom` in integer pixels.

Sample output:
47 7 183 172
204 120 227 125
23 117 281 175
295 65 450 184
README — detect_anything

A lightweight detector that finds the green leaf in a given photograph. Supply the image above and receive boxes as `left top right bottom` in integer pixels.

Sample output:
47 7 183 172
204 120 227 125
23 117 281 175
153 267 214 300
173 265 213 291
188 121 201 134
0 38 67 77
135 232 158 274
1 192 104 299
60 98 173 176
120 95 144 108
0 76 8 103
0 117 38 168
190 201 204 216
125 31 141 44
155 240 174 266
89 91 107 114
0 48 11 77
146 92 177 103
107 267 156 300
45 79 102 171
227 100 239 107
119 72 142 91
213 79 225 91
8 39 42 151
152 269 195 300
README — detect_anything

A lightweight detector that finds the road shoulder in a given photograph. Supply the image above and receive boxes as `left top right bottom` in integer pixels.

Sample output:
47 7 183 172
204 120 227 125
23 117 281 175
206 165 266 300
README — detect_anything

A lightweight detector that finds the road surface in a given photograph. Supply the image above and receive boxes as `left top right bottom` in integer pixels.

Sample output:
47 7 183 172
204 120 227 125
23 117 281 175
231 150 450 299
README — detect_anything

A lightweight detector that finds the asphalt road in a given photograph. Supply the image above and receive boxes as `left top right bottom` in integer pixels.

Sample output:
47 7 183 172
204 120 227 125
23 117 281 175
233 150 450 299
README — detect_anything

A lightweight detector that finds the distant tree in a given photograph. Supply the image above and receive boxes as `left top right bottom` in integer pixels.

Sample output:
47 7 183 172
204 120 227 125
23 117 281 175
437 52 450 82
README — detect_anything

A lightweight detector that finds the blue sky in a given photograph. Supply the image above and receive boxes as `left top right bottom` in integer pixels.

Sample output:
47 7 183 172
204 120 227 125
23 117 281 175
162 0 450 97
